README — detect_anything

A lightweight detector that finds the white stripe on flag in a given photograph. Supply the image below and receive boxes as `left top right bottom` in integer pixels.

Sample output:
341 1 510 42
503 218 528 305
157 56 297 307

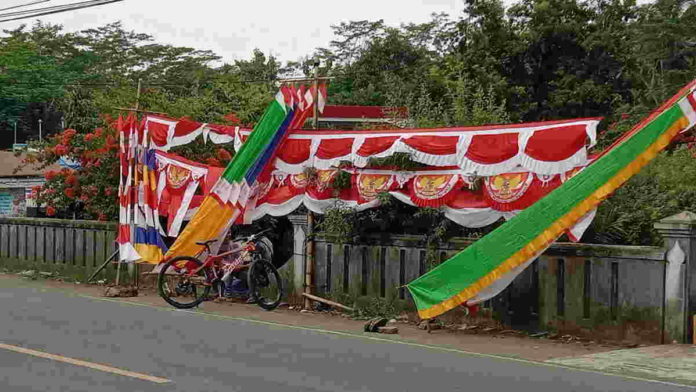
678 92 696 129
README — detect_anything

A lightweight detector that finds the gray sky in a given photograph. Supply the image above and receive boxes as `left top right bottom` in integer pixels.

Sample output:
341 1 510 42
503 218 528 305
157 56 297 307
0 0 466 62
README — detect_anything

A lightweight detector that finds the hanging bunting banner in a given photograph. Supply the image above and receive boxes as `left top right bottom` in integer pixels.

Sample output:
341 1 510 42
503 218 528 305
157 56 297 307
253 118 601 176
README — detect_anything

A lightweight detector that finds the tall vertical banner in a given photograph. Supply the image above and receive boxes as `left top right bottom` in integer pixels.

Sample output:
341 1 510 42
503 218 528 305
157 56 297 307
163 85 318 262
116 114 141 262
407 80 696 319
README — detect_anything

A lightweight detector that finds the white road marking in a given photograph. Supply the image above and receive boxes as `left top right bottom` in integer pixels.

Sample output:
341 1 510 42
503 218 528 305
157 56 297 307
0 343 171 384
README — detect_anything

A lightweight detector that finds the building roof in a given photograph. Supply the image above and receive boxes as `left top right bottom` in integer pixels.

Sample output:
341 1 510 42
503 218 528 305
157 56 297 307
0 151 59 178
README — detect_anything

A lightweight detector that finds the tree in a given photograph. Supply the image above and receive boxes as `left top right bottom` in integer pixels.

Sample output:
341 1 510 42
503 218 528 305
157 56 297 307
0 39 85 145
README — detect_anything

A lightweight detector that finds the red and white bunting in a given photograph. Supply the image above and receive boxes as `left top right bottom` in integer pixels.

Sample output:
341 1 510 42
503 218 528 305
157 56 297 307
144 114 248 151
247 117 601 176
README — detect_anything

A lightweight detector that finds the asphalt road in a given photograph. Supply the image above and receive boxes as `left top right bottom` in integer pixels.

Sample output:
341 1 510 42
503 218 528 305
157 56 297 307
0 282 693 392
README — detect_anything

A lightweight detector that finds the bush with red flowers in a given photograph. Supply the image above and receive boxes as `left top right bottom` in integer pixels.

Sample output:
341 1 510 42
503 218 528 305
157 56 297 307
19 120 123 220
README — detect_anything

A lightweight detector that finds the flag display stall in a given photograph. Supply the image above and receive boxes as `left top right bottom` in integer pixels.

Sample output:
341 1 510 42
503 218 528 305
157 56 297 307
115 83 605 267
113 79 696 321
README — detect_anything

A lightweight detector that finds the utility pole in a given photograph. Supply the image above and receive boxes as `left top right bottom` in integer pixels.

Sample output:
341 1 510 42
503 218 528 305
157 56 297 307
38 119 42 142
304 59 320 310
13 121 17 145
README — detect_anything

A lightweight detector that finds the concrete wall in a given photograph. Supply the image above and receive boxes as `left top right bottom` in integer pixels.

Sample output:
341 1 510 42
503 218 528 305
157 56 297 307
537 244 666 343
0 217 119 282
307 235 671 343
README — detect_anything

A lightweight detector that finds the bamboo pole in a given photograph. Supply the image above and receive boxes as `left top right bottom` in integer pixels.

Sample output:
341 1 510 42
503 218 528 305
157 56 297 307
303 61 320 310
131 79 141 289
302 293 354 312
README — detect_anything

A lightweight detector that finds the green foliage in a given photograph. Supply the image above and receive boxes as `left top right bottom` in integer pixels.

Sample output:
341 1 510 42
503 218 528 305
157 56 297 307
0 39 85 123
330 170 352 191
315 202 355 244
591 147 696 245
366 152 425 169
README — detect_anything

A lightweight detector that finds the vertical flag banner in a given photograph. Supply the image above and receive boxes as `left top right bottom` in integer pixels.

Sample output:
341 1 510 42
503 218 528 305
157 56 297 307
407 80 696 319
116 114 141 262
162 87 302 262
134 117 168 262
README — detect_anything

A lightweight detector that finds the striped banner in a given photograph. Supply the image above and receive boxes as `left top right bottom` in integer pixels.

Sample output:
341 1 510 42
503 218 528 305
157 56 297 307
161 89 298 262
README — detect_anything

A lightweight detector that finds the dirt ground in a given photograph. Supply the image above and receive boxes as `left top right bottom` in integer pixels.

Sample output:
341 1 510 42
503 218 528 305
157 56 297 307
0 273 635 362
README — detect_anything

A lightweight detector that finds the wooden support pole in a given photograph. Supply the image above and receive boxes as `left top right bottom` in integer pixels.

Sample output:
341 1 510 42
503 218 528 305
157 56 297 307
87 248 119 283
304 61 320 310
129 79 142 289
302 293 354 312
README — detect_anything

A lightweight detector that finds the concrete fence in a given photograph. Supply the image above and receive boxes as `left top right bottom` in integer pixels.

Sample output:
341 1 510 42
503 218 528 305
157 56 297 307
286 212 696 344
0 217 118 281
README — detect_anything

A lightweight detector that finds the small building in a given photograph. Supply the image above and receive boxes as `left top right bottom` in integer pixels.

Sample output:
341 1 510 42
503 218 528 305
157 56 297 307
0 151 53 217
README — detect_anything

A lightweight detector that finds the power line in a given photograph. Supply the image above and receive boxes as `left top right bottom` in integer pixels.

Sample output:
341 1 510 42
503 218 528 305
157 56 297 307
0 0 51 13
0 0 118 17
0 0 123 23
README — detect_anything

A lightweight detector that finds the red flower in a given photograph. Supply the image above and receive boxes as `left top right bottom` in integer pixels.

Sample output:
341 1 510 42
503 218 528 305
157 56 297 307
84 133 95 142
621 113 630 120
224 112 241 125
54 144 68 156
45 170 57 181
98 213 107 221
63 129 77 138
66 174 78 186
206 157 222 167
79 195 89 202
46 206 56 216
216 148 232 161
94 128 103 137
104 187 115 196
64 188 76 198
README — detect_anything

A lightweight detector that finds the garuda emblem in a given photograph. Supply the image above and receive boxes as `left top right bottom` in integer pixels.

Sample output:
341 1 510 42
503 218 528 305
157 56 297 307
315 170 337 192
485 172 533 203
413 174 458 200
290 172 308 190
166 165 191 190
357 174 393 201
